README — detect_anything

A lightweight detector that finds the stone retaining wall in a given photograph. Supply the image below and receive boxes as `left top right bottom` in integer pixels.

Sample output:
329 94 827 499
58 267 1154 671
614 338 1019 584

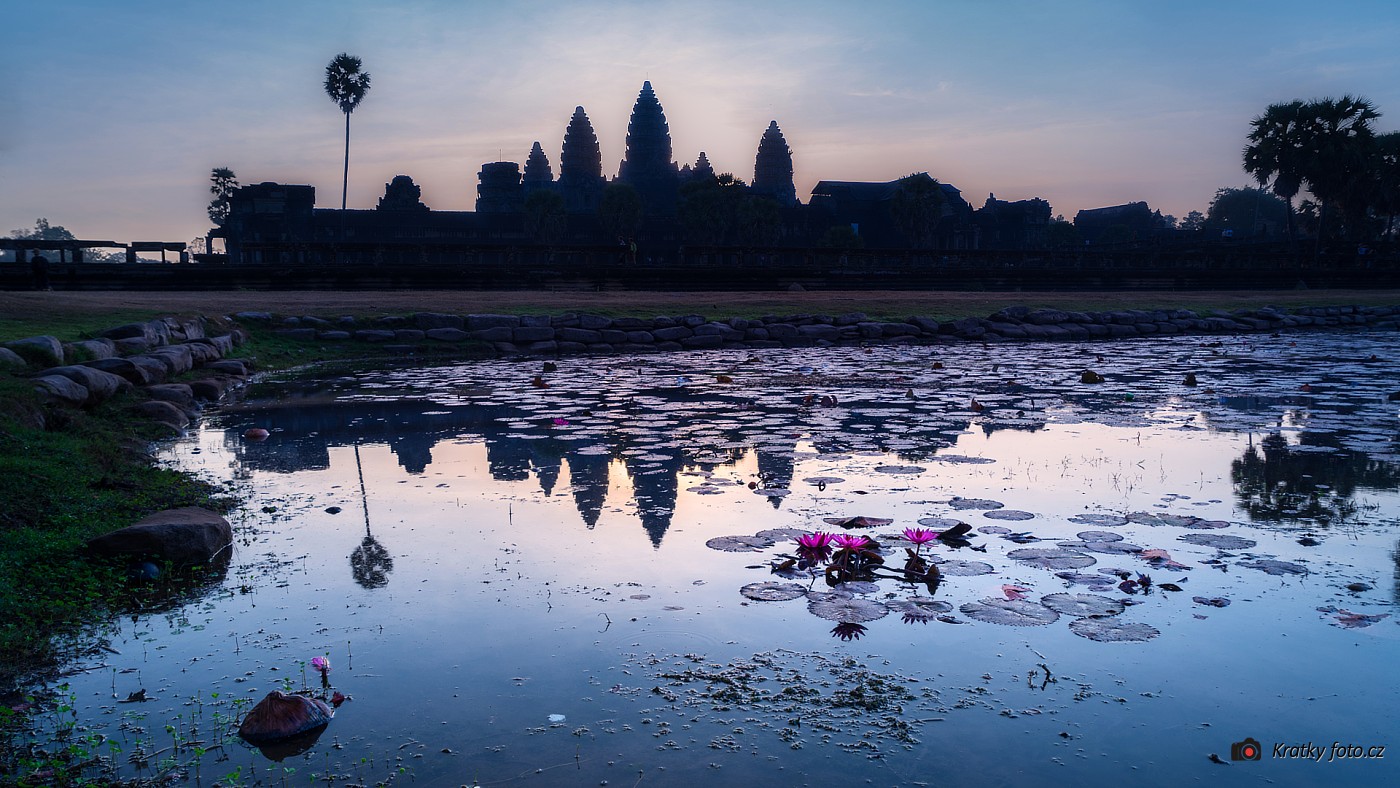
240 304 1400 357
3 316 251 431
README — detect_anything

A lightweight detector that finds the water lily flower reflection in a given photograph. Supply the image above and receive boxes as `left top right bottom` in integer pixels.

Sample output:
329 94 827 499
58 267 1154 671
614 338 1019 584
796 531 835 563
831 622 868 641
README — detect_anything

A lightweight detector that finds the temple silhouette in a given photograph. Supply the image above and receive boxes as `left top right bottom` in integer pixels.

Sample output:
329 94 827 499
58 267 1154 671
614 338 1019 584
218 81 1083 265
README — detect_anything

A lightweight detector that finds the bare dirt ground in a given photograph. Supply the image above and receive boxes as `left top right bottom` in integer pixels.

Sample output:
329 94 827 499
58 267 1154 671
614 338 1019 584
5 288 1400 331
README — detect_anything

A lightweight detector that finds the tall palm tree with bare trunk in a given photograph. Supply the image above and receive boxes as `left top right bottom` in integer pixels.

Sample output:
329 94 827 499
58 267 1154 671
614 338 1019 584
324 53 371 210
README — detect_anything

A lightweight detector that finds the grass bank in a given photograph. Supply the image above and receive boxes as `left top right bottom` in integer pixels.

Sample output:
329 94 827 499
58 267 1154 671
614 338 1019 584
5 288 1400 338
0 380 235 686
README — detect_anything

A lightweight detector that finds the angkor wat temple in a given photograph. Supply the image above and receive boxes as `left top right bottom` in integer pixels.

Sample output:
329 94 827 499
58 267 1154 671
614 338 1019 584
220 81 1061 265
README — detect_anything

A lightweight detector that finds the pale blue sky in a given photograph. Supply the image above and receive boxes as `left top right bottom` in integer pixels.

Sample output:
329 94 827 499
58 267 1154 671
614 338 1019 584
3 0 1399 243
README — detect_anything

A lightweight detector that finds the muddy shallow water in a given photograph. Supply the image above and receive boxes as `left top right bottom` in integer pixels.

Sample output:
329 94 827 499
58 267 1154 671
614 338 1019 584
48 330 1400 785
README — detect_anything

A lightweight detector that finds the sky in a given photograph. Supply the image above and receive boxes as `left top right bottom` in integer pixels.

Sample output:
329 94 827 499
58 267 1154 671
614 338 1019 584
4 0 1400 245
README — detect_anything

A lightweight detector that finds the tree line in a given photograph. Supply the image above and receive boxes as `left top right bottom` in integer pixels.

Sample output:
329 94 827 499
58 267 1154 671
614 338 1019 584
1243 95 1398 248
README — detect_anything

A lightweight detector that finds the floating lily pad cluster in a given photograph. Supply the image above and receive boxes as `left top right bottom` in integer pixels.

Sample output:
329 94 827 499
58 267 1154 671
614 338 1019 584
708 484 1344 643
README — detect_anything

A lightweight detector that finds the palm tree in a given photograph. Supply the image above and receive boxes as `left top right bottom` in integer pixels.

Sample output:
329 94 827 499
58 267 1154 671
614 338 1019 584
1298 95 1379 246
1244 100 1309 240
324 53 372 210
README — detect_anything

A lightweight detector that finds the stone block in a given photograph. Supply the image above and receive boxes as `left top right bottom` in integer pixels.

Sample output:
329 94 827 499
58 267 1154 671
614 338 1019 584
354 329 396 342
413 312 463 330
34 375 89 405
4 335 65 367
466 314 520 330
556 327 602 343
512 326 556 343
64 338 116 362
468 327 514 342
651 326 692 341
87 507 232 566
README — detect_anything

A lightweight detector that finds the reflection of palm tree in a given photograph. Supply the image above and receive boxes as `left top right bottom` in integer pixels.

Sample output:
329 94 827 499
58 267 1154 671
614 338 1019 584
349 444 393 589
351 535 393 589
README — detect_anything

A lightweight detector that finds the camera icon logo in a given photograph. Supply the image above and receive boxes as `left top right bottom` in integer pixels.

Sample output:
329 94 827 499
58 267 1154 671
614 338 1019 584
1231 738 1263 761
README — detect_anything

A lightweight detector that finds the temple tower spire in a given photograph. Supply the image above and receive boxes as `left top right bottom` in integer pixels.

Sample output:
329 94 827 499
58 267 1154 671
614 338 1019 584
558 106 603 212
752 120 797 206
617 81 678 215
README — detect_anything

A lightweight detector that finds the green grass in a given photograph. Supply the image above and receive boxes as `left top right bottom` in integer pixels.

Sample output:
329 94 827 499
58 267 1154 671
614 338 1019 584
0 381 232 684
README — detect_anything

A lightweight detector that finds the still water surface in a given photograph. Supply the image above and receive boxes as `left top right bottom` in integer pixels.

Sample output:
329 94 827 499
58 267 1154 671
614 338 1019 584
57 331 1400 785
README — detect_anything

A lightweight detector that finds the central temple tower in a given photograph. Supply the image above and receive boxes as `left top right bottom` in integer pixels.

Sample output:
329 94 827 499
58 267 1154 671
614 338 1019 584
617 81 679 215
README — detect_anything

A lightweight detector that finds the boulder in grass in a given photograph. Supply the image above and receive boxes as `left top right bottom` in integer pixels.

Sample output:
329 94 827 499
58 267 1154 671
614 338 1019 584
144 383 196 409
40 365 133 405
34 375 90 405
188 376 234 402
205 359 249 376
0 347 26 369
4 336 65 367
64 338 116 362
82 357 155 385
238 691 334 744
87 507 232 566
131 400 190 430
127 356 170 384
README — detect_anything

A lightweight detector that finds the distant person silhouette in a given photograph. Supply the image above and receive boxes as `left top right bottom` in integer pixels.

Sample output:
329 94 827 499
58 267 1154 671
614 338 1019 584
31 253 51 290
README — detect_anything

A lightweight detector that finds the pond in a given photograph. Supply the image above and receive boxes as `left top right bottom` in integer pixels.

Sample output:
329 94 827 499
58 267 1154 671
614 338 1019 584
41 330 1400 786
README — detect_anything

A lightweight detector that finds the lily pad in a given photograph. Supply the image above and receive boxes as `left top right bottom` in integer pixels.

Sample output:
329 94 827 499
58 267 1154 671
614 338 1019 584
918 516 965 530
705 535 774 552
1008 548 1096 570
1040 593 1125 618
807 596 890 623
959 598 1060 627
930 454 996 464
755 527 809 541
1080 541 1144 555
823 516 893 529
1179 519 1231 530
927 557 996 576
1238 559 1308 576
1055 571 1116 588
874 465 927 474
1075 530 1124 542
983 509 1036 521
833 581 881 595
1127 512 1201 528
1179 533 1257 550
978 525 1012 535
803 476 845 485
1068 513 1128 527
948 497 1004 510
1068 618 1160 642
740 582 807 602
889 599 954 623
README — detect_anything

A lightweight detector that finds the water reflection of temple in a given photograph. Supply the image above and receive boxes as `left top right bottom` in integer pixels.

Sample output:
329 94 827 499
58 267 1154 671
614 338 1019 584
214 392 974 547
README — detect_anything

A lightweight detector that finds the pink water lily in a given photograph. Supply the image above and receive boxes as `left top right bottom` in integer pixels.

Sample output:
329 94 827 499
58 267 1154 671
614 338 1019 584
903 527 938 545
832 534 871 551
311 656 331 674
796 532 835 549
